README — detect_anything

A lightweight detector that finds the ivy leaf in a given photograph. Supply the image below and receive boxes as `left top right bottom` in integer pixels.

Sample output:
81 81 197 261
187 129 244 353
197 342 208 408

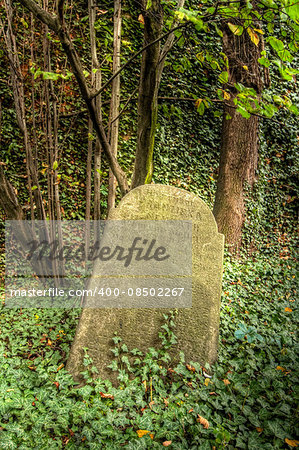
236 106 251 119
268 37 284 52
195 98 205 115
235 329 245 340
278 49 293 62
268 421 286 439
258 57 270 68
42 71 60 80
284 1 299 21
228 23 243 36
219 71 229 84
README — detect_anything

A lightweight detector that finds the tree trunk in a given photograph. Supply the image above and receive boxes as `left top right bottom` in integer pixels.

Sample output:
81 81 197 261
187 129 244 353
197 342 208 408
131 0 163 188
213 103 259 250
0 167 24 220
108 0 121 212
213 18 263 252
131 0 184 189
4 0 47 221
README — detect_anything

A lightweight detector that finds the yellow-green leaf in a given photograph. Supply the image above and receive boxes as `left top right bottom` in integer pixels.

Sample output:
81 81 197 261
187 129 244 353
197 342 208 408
247 28 259 46
228 23 243 36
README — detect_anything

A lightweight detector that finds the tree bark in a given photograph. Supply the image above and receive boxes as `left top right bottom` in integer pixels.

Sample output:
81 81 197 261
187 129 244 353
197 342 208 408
108 0 122 212
213 18 263 252
131 0 184 189
86 0 102 238
0 167 24 220
131 0 163 188
4 0 46 220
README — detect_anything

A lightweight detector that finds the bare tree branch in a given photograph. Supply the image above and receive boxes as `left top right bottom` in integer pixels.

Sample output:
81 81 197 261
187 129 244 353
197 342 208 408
14 0 59 31
17 0 129 195
90 22 190 100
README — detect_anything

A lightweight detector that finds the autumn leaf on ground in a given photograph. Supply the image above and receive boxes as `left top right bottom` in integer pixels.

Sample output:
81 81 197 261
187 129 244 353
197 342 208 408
186 364 195 372
276 366 291 375
285 438 299 447
136 430 154 439
197 415 209 429
99 392 114 400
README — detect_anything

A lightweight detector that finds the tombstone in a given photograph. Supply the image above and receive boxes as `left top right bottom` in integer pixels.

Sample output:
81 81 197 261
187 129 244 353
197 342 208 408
67 185 224 382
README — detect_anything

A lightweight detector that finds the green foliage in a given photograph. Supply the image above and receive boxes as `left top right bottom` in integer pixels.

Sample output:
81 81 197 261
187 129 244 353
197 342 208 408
0 1 298 447
0 251 297 448
177 0 299 120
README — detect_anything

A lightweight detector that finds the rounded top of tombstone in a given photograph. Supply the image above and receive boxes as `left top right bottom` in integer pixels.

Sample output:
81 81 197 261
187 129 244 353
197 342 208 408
109 184 219 233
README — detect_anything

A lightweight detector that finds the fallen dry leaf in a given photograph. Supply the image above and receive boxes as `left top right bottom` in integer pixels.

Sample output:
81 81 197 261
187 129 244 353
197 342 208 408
197 415 209 429
136 430 154 439
163 441 172 447
285 438 299 447
256 427 263 433
99 392 114 400
223 379 230 385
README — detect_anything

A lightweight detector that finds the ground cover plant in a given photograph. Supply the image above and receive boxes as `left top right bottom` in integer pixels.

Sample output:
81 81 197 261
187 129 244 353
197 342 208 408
0 0 298 447
0 242 298 449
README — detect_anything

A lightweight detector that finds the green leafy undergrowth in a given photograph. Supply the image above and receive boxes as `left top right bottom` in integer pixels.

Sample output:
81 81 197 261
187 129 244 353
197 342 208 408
0 253 298 449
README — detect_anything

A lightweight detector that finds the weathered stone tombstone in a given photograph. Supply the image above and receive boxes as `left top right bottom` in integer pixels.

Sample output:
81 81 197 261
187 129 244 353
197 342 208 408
67 184 224 381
